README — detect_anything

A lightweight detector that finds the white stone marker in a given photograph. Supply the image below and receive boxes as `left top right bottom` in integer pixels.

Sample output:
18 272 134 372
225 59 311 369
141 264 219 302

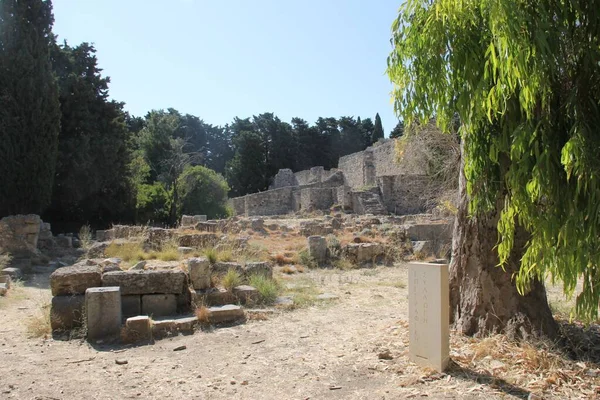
85 286 122 341
408 261 449 372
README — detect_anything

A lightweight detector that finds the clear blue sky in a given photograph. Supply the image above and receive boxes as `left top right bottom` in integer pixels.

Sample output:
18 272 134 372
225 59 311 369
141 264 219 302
52 0 403 135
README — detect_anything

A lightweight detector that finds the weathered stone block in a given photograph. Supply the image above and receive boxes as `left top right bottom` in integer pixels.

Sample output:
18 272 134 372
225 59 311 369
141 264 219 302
212 262 244 278
141 294 177 317
95 230 106 242
181 215 207 226
308 236 328 264
188 257 211 290
243 262 273 280
151 319 176 338
87 242 109 257
251 218 264 231
178 246 193 254
233 285 258 305
0 274 11 289
177 233 218 248
208 304 245 324
50 295 85 331
193 288 236 306
194 222 217 232
1 267 22 280
50 264 102 296
121 295 142 318
173 316 197 333
130 260 146 270
123 316 152 343
55 235 72 248
85 287 122 341
102 269 185 295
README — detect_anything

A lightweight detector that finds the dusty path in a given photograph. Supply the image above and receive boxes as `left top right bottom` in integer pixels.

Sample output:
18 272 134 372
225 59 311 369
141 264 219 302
0 264 589 399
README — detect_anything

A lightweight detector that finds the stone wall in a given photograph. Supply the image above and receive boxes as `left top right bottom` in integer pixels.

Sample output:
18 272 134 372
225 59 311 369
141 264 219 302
269 169 298 189
371 139 410 177
338 139 409 189
243 187 294 217
300 188 334 211
294 166 326 186
378 174 429 215
336 186 353 210
338 151 367 188
0 214 41 256
231 197 246 216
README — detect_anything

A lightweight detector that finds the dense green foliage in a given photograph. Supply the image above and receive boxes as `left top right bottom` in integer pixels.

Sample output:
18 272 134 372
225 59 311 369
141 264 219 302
387 0 600 319
0 0 61 215
177 165 230 219
44 42 133 227
390 120 404 139
373 113 384 142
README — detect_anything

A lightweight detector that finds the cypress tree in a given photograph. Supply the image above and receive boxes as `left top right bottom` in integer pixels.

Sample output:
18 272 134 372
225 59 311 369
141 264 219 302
372 113 384 141
0 0 61 216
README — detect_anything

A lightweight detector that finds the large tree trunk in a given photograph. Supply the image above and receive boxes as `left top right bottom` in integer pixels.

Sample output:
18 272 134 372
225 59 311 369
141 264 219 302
449 142 558 339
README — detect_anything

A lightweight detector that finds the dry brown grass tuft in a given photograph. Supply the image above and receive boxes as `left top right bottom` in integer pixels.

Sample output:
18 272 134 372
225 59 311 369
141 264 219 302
26 300 52 338
281 265 296 274
272 253 294 266
195 306 210 324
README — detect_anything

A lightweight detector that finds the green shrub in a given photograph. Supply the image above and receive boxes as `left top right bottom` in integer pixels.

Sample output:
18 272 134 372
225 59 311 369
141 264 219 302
177 165 230 219
248 275 279 305
222 269 242 291
204 248 218 264
298 248 317 269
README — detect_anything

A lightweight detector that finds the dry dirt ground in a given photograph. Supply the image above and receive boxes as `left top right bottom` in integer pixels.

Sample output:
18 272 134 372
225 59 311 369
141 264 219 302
1 263 599 400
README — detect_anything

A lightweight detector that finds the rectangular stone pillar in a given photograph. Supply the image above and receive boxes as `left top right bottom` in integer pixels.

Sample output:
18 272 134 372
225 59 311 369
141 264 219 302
85 286 122 342
408 261 449 372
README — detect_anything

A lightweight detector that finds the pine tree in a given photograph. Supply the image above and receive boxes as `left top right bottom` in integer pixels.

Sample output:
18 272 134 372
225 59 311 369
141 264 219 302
0 0 61 216
372 113 384 142
44 42 134 227
390 120 404 138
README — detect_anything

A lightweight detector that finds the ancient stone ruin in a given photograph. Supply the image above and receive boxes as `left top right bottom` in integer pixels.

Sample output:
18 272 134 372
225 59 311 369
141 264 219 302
230 139 430 217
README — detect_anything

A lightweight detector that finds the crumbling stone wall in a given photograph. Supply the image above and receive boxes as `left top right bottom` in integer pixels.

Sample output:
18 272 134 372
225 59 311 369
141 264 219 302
338 151 367 188
372 139 413 176
336 186 353 210
0 214 41 256
269 169 298 189
378 174 429 215
295 166 325 186
231 197 246 215
243 187 294 216
300 188 334 211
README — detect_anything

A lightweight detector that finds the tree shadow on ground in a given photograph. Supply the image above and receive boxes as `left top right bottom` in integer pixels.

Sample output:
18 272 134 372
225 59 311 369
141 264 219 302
445 361 531 399
556 320 600 365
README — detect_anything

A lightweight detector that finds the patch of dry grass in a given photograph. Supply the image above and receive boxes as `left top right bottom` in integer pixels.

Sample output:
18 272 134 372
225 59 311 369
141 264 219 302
104 241 146 263
281 265 297 274
26 299 52 338
271 253 294 266
333 259 355 271
195 306 210 324
78 225 93 251
105 239 181 266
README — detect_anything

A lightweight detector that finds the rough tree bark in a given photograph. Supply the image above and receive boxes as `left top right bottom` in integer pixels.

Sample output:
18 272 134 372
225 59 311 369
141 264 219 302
449 142 558 339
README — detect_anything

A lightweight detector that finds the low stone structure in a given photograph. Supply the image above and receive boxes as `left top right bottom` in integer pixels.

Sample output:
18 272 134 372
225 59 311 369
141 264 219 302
86 286 122 341
230 139 430 217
